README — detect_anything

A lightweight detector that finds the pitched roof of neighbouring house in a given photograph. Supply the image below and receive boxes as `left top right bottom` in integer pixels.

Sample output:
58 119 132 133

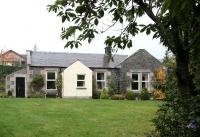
0 50 24 58
0 50 26 62
119 49 162 71
29 51 128 68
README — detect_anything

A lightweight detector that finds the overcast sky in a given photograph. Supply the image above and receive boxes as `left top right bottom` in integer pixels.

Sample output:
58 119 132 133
0 0 166 59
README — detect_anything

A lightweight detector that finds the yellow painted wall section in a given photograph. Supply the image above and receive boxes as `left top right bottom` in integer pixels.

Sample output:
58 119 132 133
63 60 92 98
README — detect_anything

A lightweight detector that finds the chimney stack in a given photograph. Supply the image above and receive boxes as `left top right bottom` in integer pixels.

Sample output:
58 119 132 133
105 46 112 56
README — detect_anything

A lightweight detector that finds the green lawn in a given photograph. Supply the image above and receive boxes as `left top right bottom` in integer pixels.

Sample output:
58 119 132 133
0 99 159 137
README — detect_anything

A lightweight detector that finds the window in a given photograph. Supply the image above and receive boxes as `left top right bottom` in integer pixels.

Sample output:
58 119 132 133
46 71 56 90
77 74 85 87
131 73 139 90
142 73 149 89
96 72 106 90
131 72 150 91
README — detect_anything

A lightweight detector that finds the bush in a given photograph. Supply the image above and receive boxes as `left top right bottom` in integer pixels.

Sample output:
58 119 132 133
153 92 200 137
140 88 149 100
30 74 44 92
152 68 200 137
111 94 125 100
125 90 135 100
107 76 118 96
100 89 109 99
7 90 12 97
108 85 116 96
92 76 100 99
92 90 100 99
0 65 22 77
0 92 7 98
0 83 5 90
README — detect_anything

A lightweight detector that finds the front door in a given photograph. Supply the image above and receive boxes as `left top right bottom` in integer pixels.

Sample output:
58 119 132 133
16 77 25 97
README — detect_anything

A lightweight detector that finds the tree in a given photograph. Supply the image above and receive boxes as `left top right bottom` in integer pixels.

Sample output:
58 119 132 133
153 67 166 100
48 1 200 136
48 0 199 97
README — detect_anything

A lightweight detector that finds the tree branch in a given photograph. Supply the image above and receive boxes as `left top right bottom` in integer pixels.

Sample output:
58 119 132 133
135 0 176 53
100 21 117 33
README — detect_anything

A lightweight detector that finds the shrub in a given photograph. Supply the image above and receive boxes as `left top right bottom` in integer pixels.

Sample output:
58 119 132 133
0 65 22 77
107 76 118 96
0 92 7 98
153 89 165 100
100 89 109 99
30 74 44 92
92 90 100 99
7 90 13 97
108 85 116 96
152 67 166 100
0 83 5 90
92 76 100 99
111 94 125 100
153 91 200 137
125 90 135 100
140 88 149 100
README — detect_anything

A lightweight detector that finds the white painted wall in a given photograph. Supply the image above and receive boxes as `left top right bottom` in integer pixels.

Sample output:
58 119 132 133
63 60 92 98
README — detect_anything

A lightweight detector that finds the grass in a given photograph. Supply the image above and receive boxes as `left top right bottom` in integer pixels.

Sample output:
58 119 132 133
0 99 160 137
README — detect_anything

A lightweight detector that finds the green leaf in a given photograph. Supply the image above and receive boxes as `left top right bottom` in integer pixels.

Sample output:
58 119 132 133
68 12 76 17
127 41 132 48
75 6 86 14
62 15 70 22
160 0 171 15
75 18 80 23
137 7 145 17
94 18 99 25
153 32 159 39
140 26 148 33
146 28 151 35
119 17 123 23
109 8 116 13
75 43 78 48
99 9 104 17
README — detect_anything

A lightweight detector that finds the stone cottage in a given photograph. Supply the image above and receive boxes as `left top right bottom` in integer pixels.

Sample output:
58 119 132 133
5 49 162 98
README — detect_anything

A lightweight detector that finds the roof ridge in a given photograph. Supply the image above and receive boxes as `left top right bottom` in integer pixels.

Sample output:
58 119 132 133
1 50 24 58
31 50 128 56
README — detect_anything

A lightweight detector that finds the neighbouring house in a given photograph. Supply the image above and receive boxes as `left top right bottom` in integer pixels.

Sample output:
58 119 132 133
0 50 26 66
5 48 162 98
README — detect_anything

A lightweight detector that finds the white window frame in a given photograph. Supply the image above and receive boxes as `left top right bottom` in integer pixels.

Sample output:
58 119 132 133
96 72 106 90
141 73 150 90
131 73 139 91
131 72 150 91
77 74 85 88
46 71 57 90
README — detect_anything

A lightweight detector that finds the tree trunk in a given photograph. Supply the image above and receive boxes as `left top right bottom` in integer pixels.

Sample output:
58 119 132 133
175 48 196 97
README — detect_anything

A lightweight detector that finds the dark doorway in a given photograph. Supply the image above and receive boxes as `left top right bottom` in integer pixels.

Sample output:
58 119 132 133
16 77 25 97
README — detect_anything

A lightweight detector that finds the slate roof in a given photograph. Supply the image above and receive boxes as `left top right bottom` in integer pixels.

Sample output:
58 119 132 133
119 49 162 71
30 51 128 68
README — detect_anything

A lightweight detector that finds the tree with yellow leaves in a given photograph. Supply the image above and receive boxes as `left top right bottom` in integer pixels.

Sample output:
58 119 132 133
153 67 166 100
